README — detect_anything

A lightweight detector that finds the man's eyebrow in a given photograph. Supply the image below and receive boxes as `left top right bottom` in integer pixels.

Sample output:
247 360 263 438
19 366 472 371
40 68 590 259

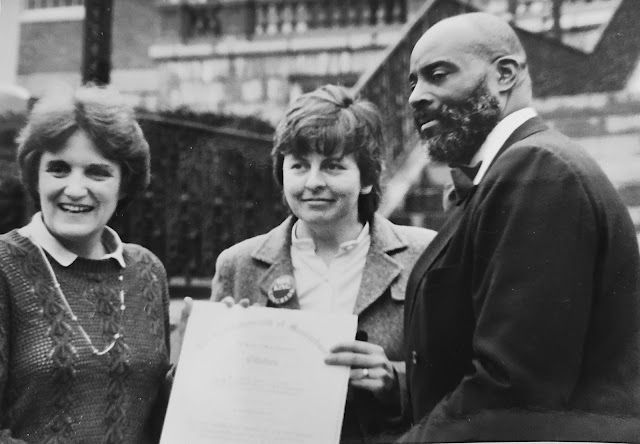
409 58 455 82
419 60 452 73
410 60 452 80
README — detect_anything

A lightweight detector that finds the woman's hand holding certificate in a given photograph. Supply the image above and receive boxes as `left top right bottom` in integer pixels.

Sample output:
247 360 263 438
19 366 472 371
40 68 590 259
161 301 357 444
325 340 398 403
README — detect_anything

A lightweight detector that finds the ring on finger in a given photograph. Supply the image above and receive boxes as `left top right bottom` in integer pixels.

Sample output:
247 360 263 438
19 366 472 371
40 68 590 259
362 368 369 378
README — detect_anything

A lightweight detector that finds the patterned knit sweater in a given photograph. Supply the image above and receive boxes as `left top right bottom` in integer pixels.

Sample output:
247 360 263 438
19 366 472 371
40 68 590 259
0 230 171 444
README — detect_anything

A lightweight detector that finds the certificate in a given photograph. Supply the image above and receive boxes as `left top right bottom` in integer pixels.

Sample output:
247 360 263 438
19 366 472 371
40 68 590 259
160 301 357 444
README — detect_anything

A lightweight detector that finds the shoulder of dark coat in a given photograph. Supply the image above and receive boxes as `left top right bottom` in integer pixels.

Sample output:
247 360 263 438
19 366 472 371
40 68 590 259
489 127 610 184
501 127 596 169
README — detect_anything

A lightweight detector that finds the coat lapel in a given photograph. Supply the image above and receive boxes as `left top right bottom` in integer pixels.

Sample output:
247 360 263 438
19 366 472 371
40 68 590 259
493 116 548 165
406 115 548 319
253 215 410 314
353 215 405 315
253 217 300 309
406 203 466 319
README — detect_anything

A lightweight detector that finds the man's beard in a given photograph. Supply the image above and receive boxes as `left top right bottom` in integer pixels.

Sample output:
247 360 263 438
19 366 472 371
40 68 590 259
418 82 501 165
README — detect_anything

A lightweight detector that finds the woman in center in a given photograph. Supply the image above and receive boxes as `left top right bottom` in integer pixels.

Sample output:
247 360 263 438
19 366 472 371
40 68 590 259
210 84 435 442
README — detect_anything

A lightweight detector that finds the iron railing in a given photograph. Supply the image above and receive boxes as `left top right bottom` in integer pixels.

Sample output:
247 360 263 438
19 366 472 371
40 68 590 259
112 113 286 281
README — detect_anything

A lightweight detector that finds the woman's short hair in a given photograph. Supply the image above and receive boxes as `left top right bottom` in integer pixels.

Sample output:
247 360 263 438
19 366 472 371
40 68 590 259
17 84 150 205
272 84 384 223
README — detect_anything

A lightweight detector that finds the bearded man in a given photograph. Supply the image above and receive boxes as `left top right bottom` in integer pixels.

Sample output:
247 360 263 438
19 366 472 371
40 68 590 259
400 12 640 442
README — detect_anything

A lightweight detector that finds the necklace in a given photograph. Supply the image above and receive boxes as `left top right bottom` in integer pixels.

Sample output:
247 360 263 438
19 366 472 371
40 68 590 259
32 242 126 356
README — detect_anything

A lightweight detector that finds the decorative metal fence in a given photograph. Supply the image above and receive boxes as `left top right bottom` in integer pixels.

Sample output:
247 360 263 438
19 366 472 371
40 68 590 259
112 113 286 282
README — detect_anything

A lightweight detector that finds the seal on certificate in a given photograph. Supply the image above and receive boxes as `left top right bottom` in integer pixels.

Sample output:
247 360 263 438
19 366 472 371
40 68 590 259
268 274 296 305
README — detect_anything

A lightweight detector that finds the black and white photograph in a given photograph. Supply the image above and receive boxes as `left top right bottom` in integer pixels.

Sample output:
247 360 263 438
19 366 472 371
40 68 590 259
0 0 639 443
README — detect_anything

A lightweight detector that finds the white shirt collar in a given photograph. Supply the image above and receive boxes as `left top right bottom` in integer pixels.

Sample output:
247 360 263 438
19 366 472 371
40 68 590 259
291 220 370 253
470 107 538 185
290 219 371 314
18 212 126 268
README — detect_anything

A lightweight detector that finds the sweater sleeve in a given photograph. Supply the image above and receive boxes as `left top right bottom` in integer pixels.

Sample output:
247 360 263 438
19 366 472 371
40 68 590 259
0 271 8 424
157 259 171 356
142 253 173 443
0 269 27 443
210 249 234 302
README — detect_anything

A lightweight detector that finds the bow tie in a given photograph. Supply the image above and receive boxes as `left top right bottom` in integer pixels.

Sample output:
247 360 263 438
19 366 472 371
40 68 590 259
448 161 482 206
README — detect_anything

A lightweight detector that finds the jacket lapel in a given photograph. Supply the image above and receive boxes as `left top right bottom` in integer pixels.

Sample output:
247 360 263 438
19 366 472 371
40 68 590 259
493 116 548 166
253 215 412 314
406 115 548 319
253 217 300 309
353 215 405 315
406 203 466 318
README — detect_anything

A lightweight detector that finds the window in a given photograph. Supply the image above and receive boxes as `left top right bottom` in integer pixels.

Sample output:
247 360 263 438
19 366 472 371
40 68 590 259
21 0 84 22
24 0 84 9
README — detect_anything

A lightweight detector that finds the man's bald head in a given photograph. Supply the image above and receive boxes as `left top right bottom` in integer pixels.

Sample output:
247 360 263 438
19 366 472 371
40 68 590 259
408 13 532 163
416 12 526 66
410 12 532 122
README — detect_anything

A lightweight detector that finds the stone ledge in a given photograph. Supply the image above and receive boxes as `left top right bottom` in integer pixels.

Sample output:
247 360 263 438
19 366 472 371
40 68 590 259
150 29 399 60
20 6 84 23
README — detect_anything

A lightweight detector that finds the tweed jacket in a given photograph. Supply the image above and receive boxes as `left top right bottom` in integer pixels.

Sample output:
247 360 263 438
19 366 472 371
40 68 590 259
210 213 435 442
400 117 640 442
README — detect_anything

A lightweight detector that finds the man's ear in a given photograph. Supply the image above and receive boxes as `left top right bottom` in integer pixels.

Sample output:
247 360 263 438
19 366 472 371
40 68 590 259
494 55 522 93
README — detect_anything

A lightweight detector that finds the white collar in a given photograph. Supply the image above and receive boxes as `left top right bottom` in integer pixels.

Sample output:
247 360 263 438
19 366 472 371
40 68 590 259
470 107 538 185
291 220 370 253
18 212 126 268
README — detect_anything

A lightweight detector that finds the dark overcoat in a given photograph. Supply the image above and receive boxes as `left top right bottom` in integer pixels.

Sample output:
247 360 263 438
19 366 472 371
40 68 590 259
401 117 640 442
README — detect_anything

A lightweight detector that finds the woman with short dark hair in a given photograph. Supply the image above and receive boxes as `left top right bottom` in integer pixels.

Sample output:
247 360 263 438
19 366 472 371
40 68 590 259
271 84 384 224
210 84 436 442
17 85 150 207
0 85 170 443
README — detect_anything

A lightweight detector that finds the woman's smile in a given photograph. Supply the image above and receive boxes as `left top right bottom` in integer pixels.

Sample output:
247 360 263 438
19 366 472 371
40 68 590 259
282 151 370 232
38 130 122 257
57 203 95 213
301 197 334 203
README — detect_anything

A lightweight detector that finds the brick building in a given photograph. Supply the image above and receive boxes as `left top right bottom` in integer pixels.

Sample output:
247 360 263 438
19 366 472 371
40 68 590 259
11 0 640 242
15 0 426 118
17 0 160 107
149 0 431 122
15 1 622 119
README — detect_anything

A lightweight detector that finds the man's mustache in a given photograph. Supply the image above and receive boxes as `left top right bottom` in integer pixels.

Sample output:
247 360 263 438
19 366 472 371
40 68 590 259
412 107 443 128
413 102 494 125
412 107 438 122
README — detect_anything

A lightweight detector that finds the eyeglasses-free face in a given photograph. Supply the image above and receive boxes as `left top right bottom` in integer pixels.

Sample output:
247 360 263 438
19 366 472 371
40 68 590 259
37 130 123 258
282 151 371 233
